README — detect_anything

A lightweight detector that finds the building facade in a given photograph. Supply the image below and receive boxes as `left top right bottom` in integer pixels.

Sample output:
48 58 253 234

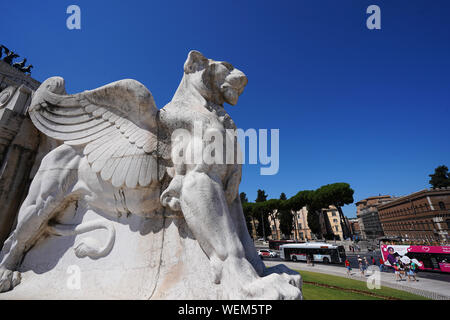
356 195 392 240
323 206 344 240
348 218 361 239
0 57 43 247
268 207 314 241
377 188 450 244
268 205 353 242
292 207 314 241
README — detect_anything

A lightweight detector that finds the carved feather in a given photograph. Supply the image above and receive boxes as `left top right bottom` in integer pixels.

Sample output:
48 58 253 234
29 77 169 188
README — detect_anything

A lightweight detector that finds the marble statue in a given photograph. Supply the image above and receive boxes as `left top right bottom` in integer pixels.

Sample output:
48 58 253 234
0 50 301 299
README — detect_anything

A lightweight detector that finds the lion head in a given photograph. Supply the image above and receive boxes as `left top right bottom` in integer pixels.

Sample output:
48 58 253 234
180 50 248 106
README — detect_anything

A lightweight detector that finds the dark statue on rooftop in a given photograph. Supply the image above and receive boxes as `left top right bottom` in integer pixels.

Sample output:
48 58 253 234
1 45 33 75
20 65 33 74
12 58 27 69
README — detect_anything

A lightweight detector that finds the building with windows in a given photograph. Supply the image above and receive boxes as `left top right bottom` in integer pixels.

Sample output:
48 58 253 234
348 218 361 239
377 188 450 244
268 205 353 242
267 207 314 241
356 195 393 240
292 207 314 241
323 206 344 240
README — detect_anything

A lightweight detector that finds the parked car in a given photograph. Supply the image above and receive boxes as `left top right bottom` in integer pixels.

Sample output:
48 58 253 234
257 249 277 258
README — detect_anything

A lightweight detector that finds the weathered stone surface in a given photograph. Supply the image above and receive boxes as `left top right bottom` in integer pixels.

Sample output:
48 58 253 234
0 51 302 299
0 67 41 248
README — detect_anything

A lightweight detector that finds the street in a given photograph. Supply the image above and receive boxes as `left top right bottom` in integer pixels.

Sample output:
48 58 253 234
258 249 450 283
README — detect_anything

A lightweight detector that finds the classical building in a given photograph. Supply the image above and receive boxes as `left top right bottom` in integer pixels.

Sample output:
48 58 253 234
0 57 43 247
377 188 450 244
268 205 353 242
348 218 361 239
322 206 345 240
267 207 314 241
356 195 393 240
292 207 314 241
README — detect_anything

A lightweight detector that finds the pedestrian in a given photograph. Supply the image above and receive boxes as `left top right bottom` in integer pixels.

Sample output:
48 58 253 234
379 257 384 272
358 255 365 277
371 256 376 266
405 263 413 282
409 261 418 282
345 258 351 276
399 261 406 278
393 262 402 281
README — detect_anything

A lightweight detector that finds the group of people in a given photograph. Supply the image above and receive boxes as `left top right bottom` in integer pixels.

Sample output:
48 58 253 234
348 245 361 252
345 255 376 276
344 254 419 282
385 246 419 281
392 259 418 282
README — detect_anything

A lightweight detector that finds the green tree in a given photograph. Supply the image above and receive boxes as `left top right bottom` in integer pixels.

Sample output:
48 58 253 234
315 183 354 239
254 190 271 239
277 193 293 238
255 189 268 202
429 165 450 188
243 184 354 240
240 192 248 204
240 192 253 236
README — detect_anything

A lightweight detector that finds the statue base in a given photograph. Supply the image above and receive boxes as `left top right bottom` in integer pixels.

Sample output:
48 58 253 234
1 209 227 299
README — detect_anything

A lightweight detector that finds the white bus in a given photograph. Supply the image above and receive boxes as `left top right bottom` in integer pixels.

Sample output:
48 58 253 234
279 242 346 264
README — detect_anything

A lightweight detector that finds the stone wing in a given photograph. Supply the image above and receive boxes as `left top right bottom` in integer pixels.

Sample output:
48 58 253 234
29 77 170 188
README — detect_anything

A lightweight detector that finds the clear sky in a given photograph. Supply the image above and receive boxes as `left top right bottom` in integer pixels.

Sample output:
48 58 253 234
1 0 449 217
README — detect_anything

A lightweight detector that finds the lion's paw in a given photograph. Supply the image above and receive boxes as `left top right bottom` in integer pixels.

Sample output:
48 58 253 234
243 273 302 300
263 264 302 289
0 268 21 293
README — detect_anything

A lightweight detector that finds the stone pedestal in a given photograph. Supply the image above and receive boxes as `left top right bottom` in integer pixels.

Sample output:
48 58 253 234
1 208 225 299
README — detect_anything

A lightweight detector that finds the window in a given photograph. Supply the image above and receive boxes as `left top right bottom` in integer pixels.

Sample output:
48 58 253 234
332 212 336 216
333 219 338 223
439 202 446 210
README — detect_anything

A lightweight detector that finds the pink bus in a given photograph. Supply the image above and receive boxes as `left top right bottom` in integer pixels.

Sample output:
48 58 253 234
380 244 450 273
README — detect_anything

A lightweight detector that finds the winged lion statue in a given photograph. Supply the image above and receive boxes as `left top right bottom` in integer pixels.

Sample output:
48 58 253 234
0 50 301 299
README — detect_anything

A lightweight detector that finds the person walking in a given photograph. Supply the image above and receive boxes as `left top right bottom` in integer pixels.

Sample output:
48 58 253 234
345 258 351 276
379 257 384 272
399 261 406 279
358 255 365 277
371 256 376 266
409 261 418 282
405 263 413 281
393 262 402 281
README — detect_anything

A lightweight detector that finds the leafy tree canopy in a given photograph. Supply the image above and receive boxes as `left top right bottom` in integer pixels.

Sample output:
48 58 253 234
429 165 450 188
242 183 354 238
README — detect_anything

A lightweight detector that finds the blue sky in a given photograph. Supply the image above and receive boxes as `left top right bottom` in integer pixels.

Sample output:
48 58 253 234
1 0 449 217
